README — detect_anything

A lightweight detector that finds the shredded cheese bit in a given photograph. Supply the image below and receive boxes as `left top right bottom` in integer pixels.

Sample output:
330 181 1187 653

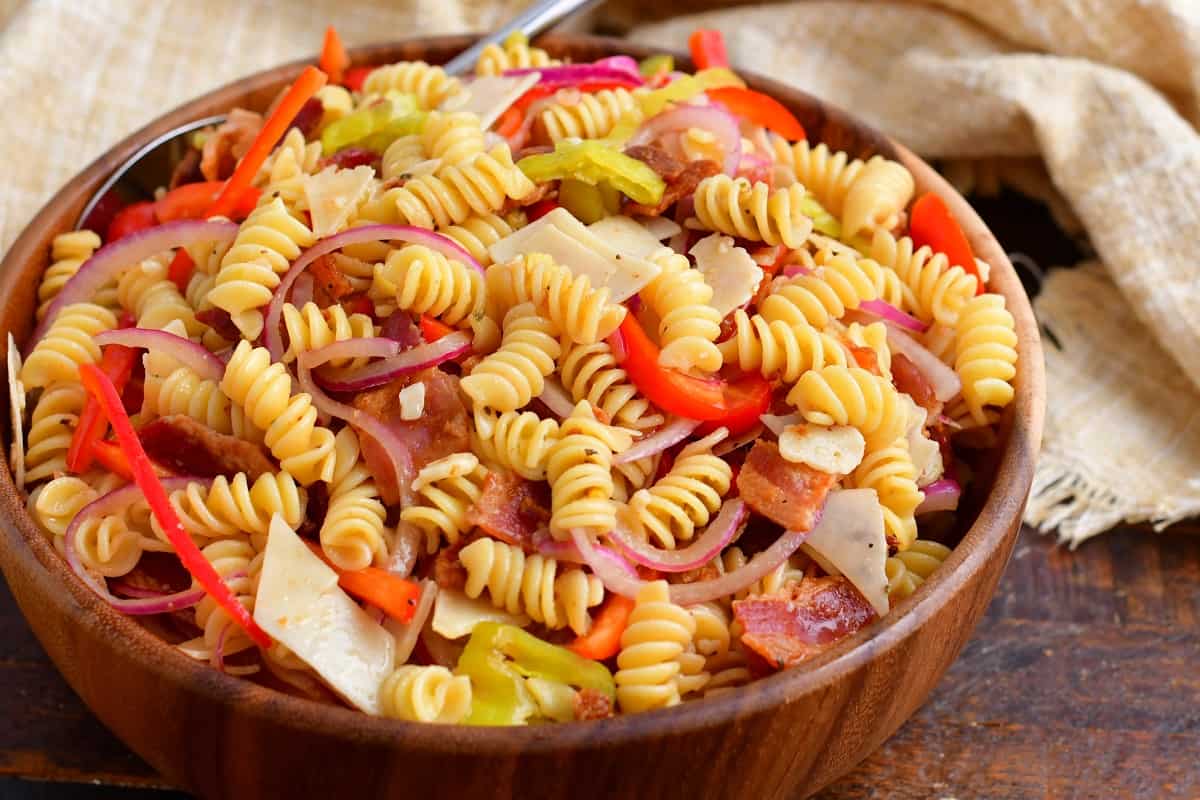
398 382 426 421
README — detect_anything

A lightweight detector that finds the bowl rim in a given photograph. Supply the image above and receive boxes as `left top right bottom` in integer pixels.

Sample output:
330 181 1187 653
0 32 1044 755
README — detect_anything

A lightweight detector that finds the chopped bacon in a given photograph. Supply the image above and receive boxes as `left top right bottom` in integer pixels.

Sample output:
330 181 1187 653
512 181 555 209
736 441 837 532
380 311 424 349
318 146 381 173
891 353 940 416
673 560 721 585
849 346 880 376
138 415 275 480
290 98 325 141
464 471 551 550
573 687 615 720
624 144 685 180
624 159 720 217
733 576 877 670
351 368 470 506
432 540 468 591
199 108 264 182
195 307 241 343
309 253 356 305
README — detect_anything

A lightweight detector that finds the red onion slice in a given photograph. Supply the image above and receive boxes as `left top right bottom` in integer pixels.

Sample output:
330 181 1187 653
859 299 928 333
628 103 741 176
503 64 644 88
312 332 472 392
536 377 576 419
264 225 482 361
916 478 961 514
96 328 225 381
608 499 746 573
30 219 239 351
885 327 962 403
63 479 212 615
614 417 699 464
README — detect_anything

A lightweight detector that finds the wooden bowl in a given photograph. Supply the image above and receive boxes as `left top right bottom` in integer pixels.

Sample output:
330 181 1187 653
0 34 1044 800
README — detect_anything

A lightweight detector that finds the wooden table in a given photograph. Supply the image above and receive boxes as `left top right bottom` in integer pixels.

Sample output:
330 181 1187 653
2 522 1197 798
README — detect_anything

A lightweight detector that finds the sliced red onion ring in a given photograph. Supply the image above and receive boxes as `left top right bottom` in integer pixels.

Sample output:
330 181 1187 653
537 377 576 419
885 327 962 403
759 412 803 437
503 64 644 88
916 478 961 514
783 261 812 278
264 225 482 361
615 417 699 464
533 531 584 563
109 580 172 599
859 299 928 333
30 219 239 351
628 103 741 176
608 499 746 573
291 272 315 308
96 328 224 381
311 332 472 392
63 478 212 615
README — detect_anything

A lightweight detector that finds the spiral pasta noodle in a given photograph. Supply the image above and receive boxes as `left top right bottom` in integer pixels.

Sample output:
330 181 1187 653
471 409 560 481
546 401 632 539
399 452 488 553
886 539 952 604
693 175 813 249
718 547 807 601
766 137 865 218
486 252 626 345
379 665 472 723
868 229 978 326
615 580 696 713
842 156 915 239
21 303 118 390
422 111 486 167
31 476 96 540
459 537 604 635
281 302 376 368
37 230 102 321
117 257 200 334
72 514 143 578
558 339 661 431
461 303 561 414
207 196 315 340
787 365 907 448
475 35 559 75
381 135 430 182
363 61 462 109
24 382 86 485
376 244 484 327
154 472 306 549
639 248 722 373
849 438 923 550
842 320 892 379
192 538 259 660
256 127 321 213
438 211 524 267
536 88 643 143
321 428 388 572
220 341 337 485
629 430 732 550
720 309 849 384
759 253 887 330
954 293 1018 426
384 145 533 229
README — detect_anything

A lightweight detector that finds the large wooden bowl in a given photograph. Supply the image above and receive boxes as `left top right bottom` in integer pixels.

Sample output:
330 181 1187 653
0 34 1043 800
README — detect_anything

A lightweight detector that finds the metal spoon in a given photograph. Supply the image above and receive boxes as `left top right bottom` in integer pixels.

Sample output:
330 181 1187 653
76 0 601 228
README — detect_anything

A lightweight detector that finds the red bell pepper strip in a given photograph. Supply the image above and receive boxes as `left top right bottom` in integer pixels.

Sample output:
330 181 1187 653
343 65 373 93
89 439 135 482
166 249 195 293
688 29 729 70
319 26 350 85
495 106 524 139
79 363 271 648
706 87 806 142
612 314 770 435
525 198 560 222
106 201 158 243
341 294 374 317
206 66 328 219
305 541 420 623
66 344 137 473
909 192 983 293
568 595 635 660
419 314 455 342
156 181 259 224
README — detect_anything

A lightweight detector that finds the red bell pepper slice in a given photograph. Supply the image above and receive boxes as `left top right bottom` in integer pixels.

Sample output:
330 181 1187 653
688 29 729 70
157 181 259 224
568 595 635 660
909 193 983 293
419 314 455 342
106 201 158 243
612 314 770 435
305 541 420 623
319 26 350 86
206 66 327 219
706 87 806 142
342 66 373 93
89 439 136 482
166 249 195 293
495 106 524 139
525 198 560 222
66 344 137 473
79 363 271 649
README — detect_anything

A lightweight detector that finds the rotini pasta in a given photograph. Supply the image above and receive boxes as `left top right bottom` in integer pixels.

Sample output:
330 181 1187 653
849 438 923 550
536 88 643 143
471 409 560 481
766 137 865 217
869 229 978 326
558 339 661 430
363 61 462 109
787 365 907 448
320 428 388 571
383 144 533 229
399 452 488 553
460 303 561 414
720 309 849 383
37 230 102 321
842 156 915 239
154 471 306 550
954 293 1018 425
438 211 525 267
421 111 486 166
21 303 118 390
379 665 472 723
486 252 626 345
546 401 632 539
886 539 952 603
475 34 559 75
628 430 732 549
615 580 695 713
376 244 484 326
639 247 722 373
24 382 86 485
758 253 883 330
693 175 813 248
281 302 376 368
117 256 200 334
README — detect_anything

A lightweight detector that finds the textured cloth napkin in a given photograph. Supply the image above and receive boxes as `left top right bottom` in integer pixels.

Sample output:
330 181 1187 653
2 0 1198 546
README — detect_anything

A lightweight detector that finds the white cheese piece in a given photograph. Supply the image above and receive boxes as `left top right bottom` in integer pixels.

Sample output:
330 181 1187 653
689 233 763 318
801 489 890 617
7 334 25 489
440 73 541 129
431 587 530 640
253 514 395 715
637 215 682 241
397 382 425 421
302 165 375 239
588 215 667 259
778 424 865 475
901 395 944 487
488 207 660 301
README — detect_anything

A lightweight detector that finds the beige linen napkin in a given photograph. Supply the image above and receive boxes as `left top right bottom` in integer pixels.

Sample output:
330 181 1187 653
2 0 1197 546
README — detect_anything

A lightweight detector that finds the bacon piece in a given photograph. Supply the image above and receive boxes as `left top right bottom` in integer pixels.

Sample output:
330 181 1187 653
432 540 468 591
200 108 264 182
138 415 275 480
464 471 550 550
573 687 615 720
512 181 555 209
849 346 880 376
624 159 720 217
891 353 940 416
309 253 356 305
168 148 203 191
318 146 381 173
673 560 721 585
736 441 837 532
624 144 685 180
380 311 424 349
733 576 877 670
195 307 241 343
351 368 470 506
